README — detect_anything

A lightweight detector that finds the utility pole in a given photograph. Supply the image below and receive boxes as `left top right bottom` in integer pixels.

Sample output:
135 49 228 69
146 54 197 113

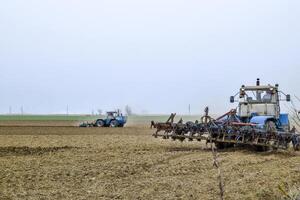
188 104 191 115
21 106 23 115
67 105 69 115
9 106 12 115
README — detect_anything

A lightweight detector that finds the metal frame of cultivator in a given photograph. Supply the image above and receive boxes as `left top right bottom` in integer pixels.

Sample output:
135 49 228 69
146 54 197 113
152 109 300 151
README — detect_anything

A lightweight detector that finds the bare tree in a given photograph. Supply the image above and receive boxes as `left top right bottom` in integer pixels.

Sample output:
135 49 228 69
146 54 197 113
125 105 133 116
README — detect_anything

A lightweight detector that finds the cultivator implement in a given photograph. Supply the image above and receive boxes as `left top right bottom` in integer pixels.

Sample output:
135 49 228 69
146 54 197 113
152 108 300 151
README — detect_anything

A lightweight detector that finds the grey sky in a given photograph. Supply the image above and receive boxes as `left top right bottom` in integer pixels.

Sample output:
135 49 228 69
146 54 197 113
1 0 299 114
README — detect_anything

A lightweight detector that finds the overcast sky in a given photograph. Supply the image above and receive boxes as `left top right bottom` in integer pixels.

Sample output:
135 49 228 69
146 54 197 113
1 0 300 115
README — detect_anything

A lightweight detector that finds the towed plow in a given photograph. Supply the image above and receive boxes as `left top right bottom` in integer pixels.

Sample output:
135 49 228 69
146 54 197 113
151 79 300 151
152 108 300 151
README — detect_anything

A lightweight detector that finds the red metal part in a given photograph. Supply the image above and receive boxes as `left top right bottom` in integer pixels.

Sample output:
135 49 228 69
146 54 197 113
216 109 237 121
230 122 256 126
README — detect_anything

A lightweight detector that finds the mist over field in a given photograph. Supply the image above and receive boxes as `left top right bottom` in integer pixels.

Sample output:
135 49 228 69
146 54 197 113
1 2 300 200
1 0 300 115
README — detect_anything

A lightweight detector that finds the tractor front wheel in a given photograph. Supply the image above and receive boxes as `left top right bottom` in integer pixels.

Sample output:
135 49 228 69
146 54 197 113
96 120 105 127
215 142 234 149
215 142 225 149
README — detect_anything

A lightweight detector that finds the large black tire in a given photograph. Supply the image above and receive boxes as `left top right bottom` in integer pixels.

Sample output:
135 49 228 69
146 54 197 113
215 142 234 149
254 145 269 152
110 120 119 127
96 120 105 127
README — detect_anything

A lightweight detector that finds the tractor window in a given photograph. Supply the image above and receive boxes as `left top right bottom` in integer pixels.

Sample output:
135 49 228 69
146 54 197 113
107 113 114 119
262 91 272 102
241 92 257 102
241 90 274 103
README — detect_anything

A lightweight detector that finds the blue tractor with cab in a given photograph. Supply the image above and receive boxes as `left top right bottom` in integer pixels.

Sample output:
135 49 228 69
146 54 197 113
80 111 127 127
230 79 291 132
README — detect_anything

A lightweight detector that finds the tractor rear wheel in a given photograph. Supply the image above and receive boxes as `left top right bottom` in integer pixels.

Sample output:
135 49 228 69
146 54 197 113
110 120 119 127
96 120 105 127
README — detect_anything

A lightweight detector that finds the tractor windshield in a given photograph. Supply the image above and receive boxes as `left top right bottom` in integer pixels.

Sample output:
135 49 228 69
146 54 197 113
240 89 276 104
107 112 117 119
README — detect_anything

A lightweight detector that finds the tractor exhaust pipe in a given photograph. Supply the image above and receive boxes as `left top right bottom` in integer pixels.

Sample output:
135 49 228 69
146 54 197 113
256 78 260 86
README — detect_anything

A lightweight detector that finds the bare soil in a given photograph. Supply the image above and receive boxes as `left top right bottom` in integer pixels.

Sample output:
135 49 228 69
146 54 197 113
0 122 299 200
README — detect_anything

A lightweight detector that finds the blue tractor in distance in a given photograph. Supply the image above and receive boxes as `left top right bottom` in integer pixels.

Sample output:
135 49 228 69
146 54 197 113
229 78 291 132
80 111 127 127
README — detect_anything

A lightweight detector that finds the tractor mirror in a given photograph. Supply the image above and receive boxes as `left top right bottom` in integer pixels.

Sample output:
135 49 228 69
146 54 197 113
230 96 235 103
286 94 291 102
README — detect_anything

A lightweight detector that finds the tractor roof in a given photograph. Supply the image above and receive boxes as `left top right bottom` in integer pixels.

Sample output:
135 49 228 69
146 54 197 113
241 85 277 91
107 111 117 114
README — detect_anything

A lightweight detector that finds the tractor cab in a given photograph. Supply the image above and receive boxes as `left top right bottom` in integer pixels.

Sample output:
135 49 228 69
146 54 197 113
106 111 118 119
230 79 291 131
